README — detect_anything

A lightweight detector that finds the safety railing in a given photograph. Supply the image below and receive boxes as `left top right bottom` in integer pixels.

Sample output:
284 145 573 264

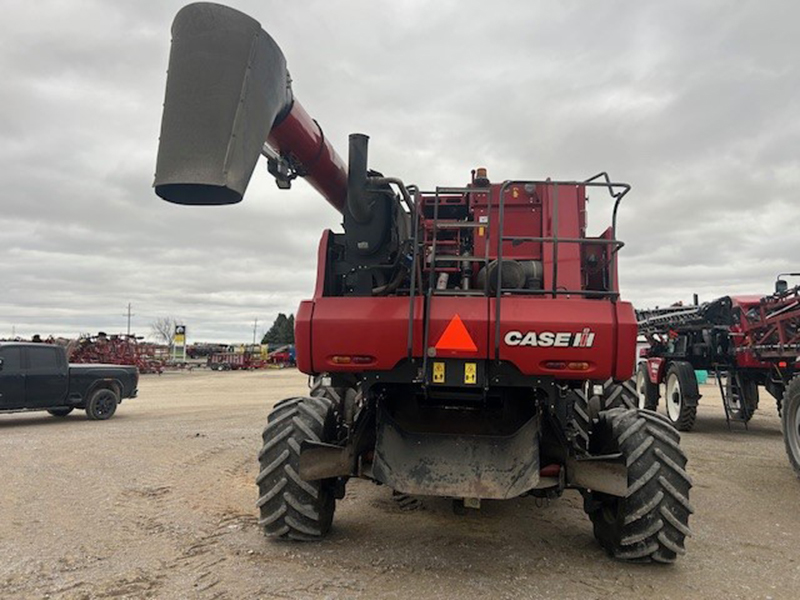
404 174 631 362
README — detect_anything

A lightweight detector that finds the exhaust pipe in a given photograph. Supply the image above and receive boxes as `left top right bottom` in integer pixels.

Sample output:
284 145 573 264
154 3 347 211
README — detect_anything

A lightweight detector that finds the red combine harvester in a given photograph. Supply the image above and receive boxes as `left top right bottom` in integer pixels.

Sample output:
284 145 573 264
154 3 693 561
636 276 800 476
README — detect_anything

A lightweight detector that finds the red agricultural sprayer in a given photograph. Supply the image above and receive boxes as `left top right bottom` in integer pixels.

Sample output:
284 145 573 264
636 275 800 476
153 3 693 561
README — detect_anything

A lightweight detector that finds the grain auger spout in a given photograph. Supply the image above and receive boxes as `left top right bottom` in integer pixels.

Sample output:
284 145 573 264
153 2 348 213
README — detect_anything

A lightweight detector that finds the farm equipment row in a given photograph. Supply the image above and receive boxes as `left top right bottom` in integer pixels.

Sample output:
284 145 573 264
68 333 165 374
635 276 800 420
207 345 296 370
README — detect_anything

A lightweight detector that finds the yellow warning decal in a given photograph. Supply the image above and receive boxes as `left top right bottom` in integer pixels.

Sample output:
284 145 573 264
433 362 445 383
464 363 477 384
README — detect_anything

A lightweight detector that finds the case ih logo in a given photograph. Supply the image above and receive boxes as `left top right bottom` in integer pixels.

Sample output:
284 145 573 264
504 328 595 348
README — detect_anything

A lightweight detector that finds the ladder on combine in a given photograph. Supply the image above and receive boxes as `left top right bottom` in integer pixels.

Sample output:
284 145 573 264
417 186 492 386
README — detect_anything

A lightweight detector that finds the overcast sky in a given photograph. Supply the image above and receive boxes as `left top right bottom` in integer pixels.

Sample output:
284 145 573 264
1 0 798 343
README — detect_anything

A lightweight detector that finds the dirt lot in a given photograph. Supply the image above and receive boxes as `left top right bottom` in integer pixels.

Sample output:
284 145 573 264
0 370 798 599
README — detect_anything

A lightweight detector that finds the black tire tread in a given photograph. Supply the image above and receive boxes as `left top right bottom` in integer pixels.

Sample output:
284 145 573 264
636 363 660 410
665 363 697 432
781 375 800 479
572 380 639 453
586 407 693 563
257 396 335 541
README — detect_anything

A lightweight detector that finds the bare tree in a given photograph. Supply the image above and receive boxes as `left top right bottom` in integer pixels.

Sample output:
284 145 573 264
150 317 178 348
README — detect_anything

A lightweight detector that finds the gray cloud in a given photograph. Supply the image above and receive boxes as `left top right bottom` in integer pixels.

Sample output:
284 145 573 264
1 0 798 342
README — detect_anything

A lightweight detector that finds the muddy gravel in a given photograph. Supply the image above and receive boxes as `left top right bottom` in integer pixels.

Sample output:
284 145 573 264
1 370 798 599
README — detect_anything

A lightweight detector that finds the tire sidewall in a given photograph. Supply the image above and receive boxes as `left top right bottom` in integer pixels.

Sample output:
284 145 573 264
665 371 683 424
782 378 800 477
87 388 118 420
636 366 648 410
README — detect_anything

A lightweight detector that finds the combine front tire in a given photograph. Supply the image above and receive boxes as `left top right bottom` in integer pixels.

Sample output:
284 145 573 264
782 376 800 478
635 363 659 410
585 408 693 563
257 396 337 540
664 362 698 431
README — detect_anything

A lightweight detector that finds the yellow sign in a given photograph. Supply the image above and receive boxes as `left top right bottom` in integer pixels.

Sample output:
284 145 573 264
433 362 445 383
464 362 477 384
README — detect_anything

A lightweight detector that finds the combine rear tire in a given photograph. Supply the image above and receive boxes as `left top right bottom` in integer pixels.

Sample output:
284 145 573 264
585 408 693 563
635 363 659 410
571 381 637 453
664 363 698 431
257 396 337 540
86 388 118 420
48 407 73 417
782 376 800 478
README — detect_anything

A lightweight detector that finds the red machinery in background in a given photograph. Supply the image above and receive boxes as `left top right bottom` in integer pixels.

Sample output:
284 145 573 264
69 333 164 374
636 275 800 431
153 3 693 562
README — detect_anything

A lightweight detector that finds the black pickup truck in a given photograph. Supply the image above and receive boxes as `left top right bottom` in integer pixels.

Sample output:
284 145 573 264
0 342 138 420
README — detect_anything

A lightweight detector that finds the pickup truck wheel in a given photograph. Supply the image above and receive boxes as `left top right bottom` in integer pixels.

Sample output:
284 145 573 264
86 388 119 420
47 408 73 417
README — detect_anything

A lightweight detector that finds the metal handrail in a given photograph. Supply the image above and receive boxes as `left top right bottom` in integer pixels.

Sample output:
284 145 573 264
408 176 631 362
493 177 631 358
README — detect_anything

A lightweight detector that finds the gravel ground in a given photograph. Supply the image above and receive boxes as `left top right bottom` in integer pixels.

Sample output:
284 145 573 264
0 369 798 599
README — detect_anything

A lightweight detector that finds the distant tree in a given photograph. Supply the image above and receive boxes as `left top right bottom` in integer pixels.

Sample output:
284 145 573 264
151 316 178 348
262 313 295 345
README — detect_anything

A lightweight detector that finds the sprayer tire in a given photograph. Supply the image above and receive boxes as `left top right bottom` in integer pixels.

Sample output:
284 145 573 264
664 362 698 432
635 363 660 410
782 375 800 479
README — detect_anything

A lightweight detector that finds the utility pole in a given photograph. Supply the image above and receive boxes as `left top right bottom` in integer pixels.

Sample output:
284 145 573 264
253 318 258 346
124 303 135 335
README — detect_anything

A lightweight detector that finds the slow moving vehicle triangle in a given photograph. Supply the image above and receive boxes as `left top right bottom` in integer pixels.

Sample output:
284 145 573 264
435 314 478 352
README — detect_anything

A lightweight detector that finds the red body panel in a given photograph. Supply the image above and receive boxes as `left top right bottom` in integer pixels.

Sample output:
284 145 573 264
541 185 584 291
298 295 635 380
490 298 635 380
308 297 423 372
295 300 314 373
